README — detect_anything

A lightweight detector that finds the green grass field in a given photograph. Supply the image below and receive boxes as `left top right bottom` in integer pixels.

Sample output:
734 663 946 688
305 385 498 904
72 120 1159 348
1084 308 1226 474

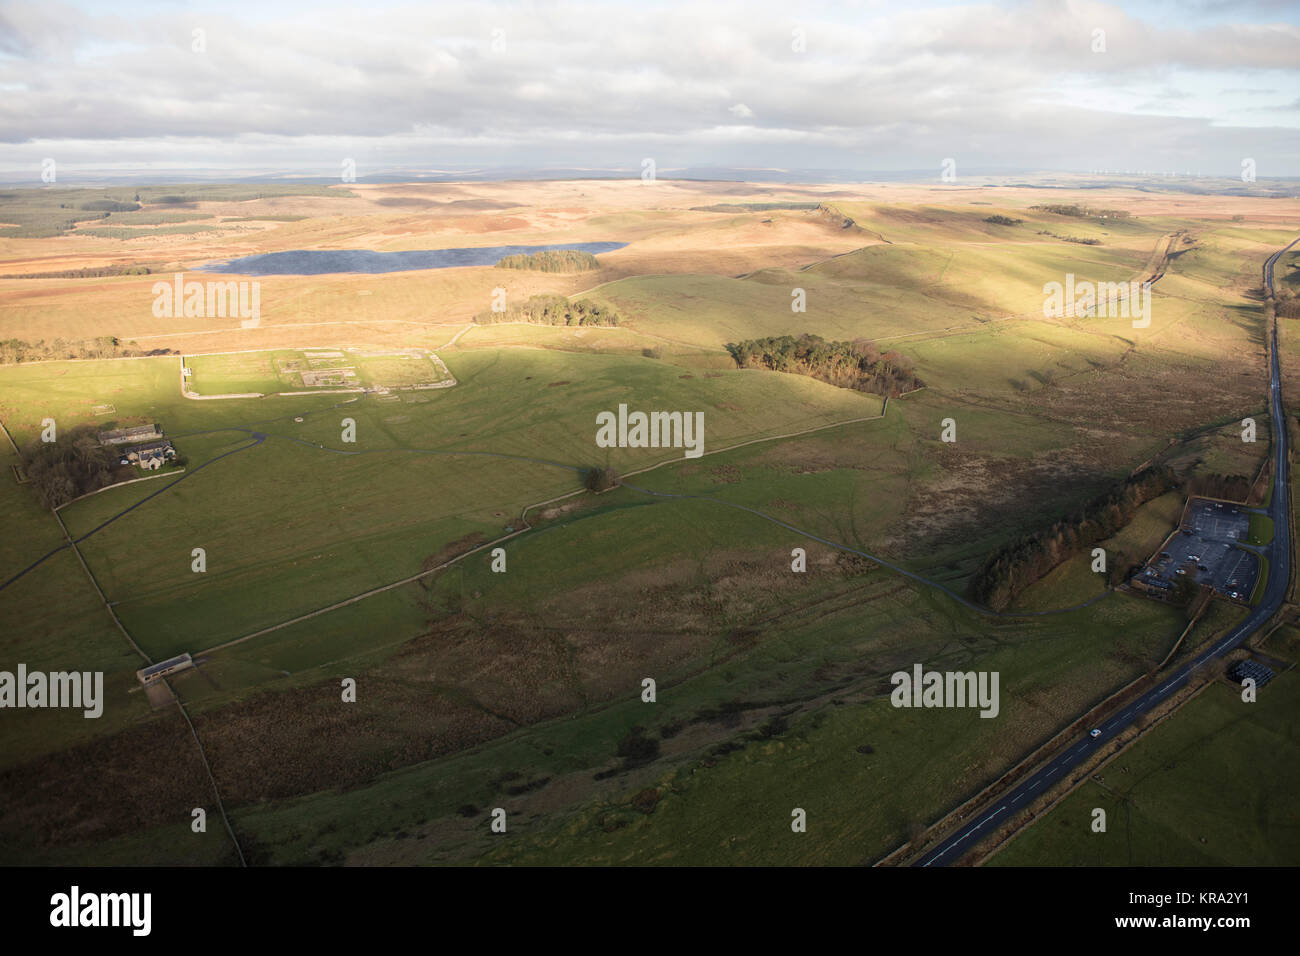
3 348 885 679
185 348 453 395
1247 513 1274 545
989 671 1300 866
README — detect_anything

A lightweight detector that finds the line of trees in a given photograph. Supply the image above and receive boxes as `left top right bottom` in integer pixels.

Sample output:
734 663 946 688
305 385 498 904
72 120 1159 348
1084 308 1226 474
495 250 600 272
473 294 621 327
968 465 1180 611
3 264 153 279
724 333 922 397
1031 203 1131 219
19 425 122 510
983 215 1023 226
0 337 176 365
1184 471 1253 502
1037 230 1101 245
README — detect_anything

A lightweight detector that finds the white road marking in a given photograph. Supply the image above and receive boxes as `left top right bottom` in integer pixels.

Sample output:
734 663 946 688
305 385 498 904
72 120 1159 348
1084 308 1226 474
972 806 1007 832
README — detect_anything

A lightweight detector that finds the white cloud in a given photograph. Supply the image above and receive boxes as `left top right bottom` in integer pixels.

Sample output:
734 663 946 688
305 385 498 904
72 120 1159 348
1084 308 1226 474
0 0 1295 175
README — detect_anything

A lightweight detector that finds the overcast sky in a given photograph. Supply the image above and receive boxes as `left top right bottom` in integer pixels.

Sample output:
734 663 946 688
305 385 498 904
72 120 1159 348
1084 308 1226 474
1 0 1298 180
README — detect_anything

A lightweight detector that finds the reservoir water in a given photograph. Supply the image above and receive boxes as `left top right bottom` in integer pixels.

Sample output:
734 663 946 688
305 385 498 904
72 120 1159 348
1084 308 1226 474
199 241 628 276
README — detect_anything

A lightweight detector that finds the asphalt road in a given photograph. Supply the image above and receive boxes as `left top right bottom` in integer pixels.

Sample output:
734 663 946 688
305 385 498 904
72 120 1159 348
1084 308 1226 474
915 236 1300 867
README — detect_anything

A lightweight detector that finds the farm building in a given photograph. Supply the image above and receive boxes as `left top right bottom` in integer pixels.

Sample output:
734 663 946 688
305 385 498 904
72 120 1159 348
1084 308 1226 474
136 653 194 686
119 439 177 470
98 424 161 445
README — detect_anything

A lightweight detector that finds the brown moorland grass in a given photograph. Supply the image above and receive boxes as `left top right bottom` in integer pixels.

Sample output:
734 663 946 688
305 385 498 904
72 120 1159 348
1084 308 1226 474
8 179 1292 354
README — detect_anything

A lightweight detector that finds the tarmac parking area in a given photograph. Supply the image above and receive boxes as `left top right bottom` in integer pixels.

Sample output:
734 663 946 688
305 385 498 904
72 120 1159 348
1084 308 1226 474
1134 498 1259 601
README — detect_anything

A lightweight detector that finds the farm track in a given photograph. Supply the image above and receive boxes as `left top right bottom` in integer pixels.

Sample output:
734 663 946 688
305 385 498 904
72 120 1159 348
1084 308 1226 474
50 497 248 867
0 434 265 593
